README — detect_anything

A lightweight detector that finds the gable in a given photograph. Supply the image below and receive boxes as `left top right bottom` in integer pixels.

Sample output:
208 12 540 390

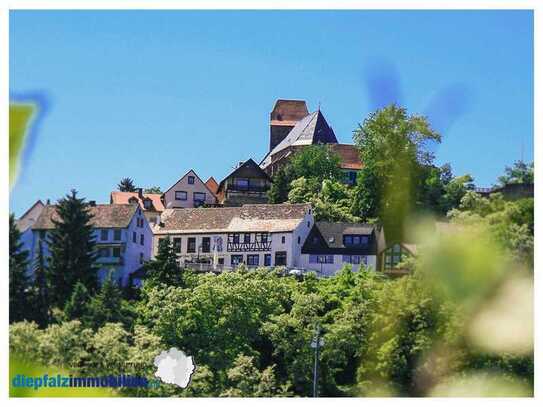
164 169 216 197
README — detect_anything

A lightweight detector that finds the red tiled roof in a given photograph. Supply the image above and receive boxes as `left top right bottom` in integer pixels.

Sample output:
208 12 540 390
329 144 363 170
205 177 219 196
110 191 165 212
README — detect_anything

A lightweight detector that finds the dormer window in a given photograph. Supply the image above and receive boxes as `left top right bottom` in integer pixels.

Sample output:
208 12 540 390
143 199 152 209
343 234 369 246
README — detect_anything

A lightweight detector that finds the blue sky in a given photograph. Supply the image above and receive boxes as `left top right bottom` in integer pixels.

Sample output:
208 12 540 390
10 10 533 216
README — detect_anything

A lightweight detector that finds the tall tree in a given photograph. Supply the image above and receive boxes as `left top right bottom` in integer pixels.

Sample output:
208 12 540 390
64 282 90 322
47 189 98 307
87 273 126 329
33 240 50 327
118 177 137 192
497 160 534 186
268 165 292 204
9 214 32 323
352 105 440 241
143 238 183 287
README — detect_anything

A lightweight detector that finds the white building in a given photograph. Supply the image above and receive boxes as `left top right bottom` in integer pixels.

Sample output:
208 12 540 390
152 203 314 270
299 221 385 277
26 203 153 286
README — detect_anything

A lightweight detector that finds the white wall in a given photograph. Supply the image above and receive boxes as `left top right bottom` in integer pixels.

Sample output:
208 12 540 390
299 254 377 277
163 170 216 209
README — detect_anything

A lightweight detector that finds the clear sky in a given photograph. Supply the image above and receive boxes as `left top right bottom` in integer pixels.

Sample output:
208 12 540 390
9 10 533 216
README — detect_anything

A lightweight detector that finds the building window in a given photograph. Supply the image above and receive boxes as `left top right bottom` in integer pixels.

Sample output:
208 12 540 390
158 237 166 247
218 258 225 265
275 251 287 266
139 252 144 265
114 229 122 241
297 236 301 244
384 244 409 270
143 200 152 209
187 237 196 253
98 247 110 257
259 233 268 243
188 175 195 184
343 234 369 247
233 234 240 244
173 237 182 253
112 247 121 258
132 232 136 243
233 178 249 190
312 236 319 244
231 255 244 266
175 191 187 201
100 229 109 241
149 216 157 224
140 234 144 245
202 237 211 253
194 192 206 203
247 254 259 266
281 236 285 244
244 234 251 244
342 255 361 264
264 253 271 266
309 255 333 264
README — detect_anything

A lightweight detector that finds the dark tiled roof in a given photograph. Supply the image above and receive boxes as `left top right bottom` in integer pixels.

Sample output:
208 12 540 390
302 221 378 255
32 204 138 230
156 203 311 234
261 110 338 168
217 159 272 193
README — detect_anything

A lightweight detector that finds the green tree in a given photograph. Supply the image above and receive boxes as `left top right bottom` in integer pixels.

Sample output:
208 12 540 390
118 177 137 192
497 160 533 186
143 237 184 287
9 213 32 323
86 273 127 329
268 145 343 204
47 190 98 307
352 105 441 241
143 186 162 194
268 165 292 204
33 240 50 327
63 282 90 322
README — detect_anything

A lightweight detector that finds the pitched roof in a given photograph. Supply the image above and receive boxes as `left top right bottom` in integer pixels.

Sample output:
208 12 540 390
270 99 309 127
329 144 363 170
155 203 311 234
110 191 165 212
205 177 219 196
261 109 338 168
15 200 45 232
302 221 378 255
32 204 139 230
217 159 272 193
163 169 217 198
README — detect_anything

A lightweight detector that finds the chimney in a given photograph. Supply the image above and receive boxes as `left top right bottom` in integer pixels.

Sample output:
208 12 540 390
89 200 96 207
46 199 51 205
137 188 144 199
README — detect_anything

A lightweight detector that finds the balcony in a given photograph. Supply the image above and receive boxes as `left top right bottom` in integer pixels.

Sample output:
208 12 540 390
227 241 272 252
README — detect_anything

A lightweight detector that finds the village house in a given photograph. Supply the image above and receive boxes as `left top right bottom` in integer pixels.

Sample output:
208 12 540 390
152 203 314 271
215 159 272 206
162 169 218 209
25 203 153 286
260 99 363 183
300 221 385 277
110 188 164 225
15 200 45 255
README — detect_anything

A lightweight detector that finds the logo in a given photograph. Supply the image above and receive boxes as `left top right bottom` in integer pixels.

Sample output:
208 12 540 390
153 348 195 388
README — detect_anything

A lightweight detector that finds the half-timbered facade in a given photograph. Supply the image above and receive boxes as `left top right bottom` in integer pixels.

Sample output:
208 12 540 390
152 203 314 271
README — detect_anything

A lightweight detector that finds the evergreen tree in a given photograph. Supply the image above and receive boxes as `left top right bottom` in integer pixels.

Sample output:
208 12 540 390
143 238 183 287
87 273 125 329
9 213 32 323
47 189 98 307
118 177 137 192
64 282 90 322
32 240 50 327
268 165 293 204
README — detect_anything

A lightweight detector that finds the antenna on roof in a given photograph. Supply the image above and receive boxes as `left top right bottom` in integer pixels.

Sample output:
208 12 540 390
317 101 321 111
